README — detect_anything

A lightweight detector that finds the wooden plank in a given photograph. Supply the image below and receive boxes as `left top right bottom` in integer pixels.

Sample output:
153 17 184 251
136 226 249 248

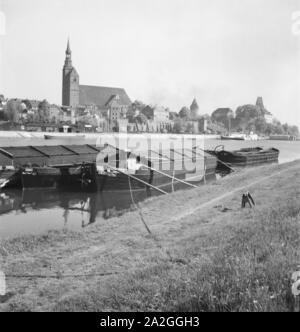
170 148 193 159
61 145 80 155
0 148 13 159
86 144 101 152
149 149 175 162
107 165 168 195
30 146 50 158
141 163 198 188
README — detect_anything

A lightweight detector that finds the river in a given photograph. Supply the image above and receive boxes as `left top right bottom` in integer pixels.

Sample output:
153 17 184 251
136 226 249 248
0 134 299 238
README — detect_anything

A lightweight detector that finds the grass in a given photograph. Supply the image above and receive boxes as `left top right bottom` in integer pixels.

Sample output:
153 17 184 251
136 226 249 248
0 160 300 312
52 199 300 312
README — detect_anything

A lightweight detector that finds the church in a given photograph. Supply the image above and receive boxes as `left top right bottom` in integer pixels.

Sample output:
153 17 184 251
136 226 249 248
62 40 132 124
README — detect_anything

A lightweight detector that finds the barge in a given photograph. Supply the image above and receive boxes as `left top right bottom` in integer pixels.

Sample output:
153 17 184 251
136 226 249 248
206 146 279 170
21 167 61 189
44 134 85 140
0 144 217 192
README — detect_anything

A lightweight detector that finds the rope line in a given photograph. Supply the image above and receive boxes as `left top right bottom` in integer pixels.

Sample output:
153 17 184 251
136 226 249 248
127 175 172 260
3 272 119 279
128 175 152 235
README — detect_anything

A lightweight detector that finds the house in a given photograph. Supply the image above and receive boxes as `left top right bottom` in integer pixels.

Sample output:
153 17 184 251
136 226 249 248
140 105 171 132
60 107 76 125
256 97 274 124
49 104 62 124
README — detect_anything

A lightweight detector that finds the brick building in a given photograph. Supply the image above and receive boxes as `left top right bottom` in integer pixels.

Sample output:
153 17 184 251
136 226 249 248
62 40 131 131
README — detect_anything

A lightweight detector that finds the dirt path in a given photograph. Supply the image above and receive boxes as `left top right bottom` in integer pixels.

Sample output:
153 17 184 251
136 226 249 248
171 162 300 223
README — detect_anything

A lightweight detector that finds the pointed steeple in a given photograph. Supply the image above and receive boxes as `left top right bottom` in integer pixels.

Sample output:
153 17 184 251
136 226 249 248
190 98 199 119
66 38 71 55
190 98 199 112
64 38 72 68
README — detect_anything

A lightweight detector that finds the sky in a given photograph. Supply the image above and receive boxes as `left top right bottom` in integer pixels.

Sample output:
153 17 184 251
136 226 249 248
0 0 300 127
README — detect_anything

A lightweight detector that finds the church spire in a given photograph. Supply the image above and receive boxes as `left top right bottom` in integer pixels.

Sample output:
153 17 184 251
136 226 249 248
66 38 71 55
64 38 72 68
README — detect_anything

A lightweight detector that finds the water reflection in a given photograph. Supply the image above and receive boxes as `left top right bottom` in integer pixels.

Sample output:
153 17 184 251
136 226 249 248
0 189 155 228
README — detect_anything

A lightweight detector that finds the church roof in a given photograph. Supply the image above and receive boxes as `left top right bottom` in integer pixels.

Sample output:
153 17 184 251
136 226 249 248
79 85 131 108
190 98 199 111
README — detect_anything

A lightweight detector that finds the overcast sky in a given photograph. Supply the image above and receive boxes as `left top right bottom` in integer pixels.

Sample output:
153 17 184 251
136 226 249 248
0 0 299 126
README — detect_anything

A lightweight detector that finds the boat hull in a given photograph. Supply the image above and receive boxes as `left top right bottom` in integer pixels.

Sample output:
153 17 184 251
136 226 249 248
21 168 61 189
44 134 85 140
208 147 280 170
221 136 245 141
0 169 22 189
96 169 187 192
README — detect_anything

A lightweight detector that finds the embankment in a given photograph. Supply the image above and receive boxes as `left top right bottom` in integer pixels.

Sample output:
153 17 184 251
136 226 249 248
0 160 300 312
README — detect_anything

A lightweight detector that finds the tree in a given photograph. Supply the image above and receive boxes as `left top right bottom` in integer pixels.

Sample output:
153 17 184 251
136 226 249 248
274 123 284 135
5 99 22 124
135 113 148 124
179 107 190 119
206 121 227 135
253 117 267 134
38 99 50 123
186 122 195 134
211 108 234 130
287 125 299 136
235 105 260 124
126 104 137 123
132 100 147 112
22 99 33 111
169 112 178 121
141 105 154 120
173 118 186 133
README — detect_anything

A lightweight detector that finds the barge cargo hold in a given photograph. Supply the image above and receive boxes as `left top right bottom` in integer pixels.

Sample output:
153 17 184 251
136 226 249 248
0 144 217 191
206 146 279 169
269 135 296 141
21 167 61 189
44 134 85 140
0 144 102 189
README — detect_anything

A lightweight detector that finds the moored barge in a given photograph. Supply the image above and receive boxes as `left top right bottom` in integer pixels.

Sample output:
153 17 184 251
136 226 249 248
0 144 218 191
206 146 279 170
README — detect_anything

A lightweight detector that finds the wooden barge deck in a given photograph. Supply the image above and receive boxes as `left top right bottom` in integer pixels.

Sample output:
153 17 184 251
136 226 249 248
0 144 217 191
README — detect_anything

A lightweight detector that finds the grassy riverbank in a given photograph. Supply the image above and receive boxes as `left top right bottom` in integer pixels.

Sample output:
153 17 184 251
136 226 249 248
1 160 300 312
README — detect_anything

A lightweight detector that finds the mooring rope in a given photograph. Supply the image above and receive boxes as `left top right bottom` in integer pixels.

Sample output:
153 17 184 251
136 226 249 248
194 146 236 172
128 175 152 235
127 175 173 260
3 271 119 280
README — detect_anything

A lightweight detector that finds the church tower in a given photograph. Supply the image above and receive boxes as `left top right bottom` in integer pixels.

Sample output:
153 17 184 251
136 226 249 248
62 39 79 107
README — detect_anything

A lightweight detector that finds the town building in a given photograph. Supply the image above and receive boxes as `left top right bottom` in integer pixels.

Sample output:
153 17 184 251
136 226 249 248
190 98 199 119
256 97 274 124
140 105 171 132
49 104 62 124
62 39 131 131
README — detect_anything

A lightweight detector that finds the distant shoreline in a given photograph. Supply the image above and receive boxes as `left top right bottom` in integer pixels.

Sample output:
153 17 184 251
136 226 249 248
0 130 221 140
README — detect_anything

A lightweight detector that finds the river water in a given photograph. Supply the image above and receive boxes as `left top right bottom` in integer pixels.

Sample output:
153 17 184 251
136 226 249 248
0 135 299 238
